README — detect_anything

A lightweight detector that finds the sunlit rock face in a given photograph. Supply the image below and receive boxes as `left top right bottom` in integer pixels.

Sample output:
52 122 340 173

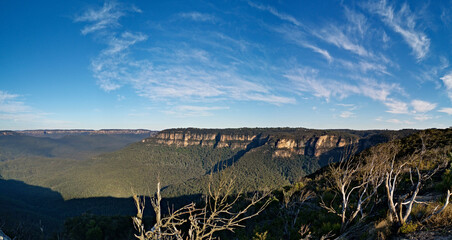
154 130 259 148
272 135 357 158
143 128 382 160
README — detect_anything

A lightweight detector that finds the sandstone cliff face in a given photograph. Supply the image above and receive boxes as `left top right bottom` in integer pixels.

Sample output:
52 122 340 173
144 128 368 159
151 130 260 148
272 135 357 158
155 132 219 147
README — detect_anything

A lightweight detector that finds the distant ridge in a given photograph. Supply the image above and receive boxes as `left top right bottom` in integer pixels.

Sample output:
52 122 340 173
11 129 156 138
0 130 19 136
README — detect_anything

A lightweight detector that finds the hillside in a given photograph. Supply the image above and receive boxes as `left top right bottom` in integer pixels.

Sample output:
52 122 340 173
0 128 416 200
1 128 449 239
16 129 154 138
242 128 452 239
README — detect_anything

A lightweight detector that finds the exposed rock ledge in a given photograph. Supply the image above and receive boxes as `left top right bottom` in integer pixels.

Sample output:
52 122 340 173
142 128 410 159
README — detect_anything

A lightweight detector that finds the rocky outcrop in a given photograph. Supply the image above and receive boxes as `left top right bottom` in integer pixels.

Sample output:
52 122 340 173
150 130 260 149
272 134 357 158
154 131 217 147
142 128 391 159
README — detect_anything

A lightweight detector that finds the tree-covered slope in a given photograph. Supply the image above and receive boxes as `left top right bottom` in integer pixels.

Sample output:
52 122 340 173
1 128 450 239
0 128 417 200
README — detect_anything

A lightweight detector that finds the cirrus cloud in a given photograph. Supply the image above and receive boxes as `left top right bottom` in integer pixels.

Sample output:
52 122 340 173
440 72 452 101
411 99 436 113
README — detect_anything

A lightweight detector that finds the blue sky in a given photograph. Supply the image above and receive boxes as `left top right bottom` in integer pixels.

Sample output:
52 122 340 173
1 0 451 130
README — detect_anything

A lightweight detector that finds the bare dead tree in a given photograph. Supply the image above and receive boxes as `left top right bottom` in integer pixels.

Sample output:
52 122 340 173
133 175 272 240
298 224 311 240
383 136 449 226
422 189 452 223
279 186 315 239
320 147 384 233
188 176 271 239
133 181 193 240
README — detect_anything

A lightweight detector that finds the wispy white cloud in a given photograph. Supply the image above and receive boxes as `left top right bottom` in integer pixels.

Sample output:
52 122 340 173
440 7 452 26
75 1 149 93
367 0 430 61
413 114 432 121
416 57 449 87
411 99 436 113
359 82 394 102
0 90 72 129
102 32 147 55
179 12 216 22
178 105 228 112
274 27 333 62
249 2 396 76
165 105 229 117
215 33 250 52
78 2 294 107
240 93 295 105
386 118 414 125
117 94 125 101
284 68 338 101
337 103 354 107
337 103 357 119
247 1 302 27
300 43 333 63
0 113 70 125
0 91 18 102
284 67 405 114
382 31 390 44
440 56 450 69
440 72 452 101
248 2 335 63
92 50 295 105
344 7 368 38
438 107 452 115
313 25 369 57
339 111 355 118
338 59 389 75
384 99 408 114
91 46 148 92
74 1 140 35
0 90 30 113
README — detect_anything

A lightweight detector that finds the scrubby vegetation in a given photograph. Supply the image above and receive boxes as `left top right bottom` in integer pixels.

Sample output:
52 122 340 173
0 133 320 199
130 128 452 239
1 128 450 239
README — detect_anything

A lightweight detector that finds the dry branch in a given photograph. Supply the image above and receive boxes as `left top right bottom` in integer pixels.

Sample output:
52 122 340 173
133 175 272 240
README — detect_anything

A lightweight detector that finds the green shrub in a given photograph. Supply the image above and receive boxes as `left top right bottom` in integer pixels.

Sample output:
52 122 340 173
399 222 418 234
85 226 102 240
319 222 341 236
441 167 452 190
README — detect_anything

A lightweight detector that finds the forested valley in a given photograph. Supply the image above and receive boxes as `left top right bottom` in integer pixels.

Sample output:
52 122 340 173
0 128 451 239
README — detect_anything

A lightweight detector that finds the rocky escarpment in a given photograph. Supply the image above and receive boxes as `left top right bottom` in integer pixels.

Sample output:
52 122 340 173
151 130 264 149
142 128 413 160
272 134 356 158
